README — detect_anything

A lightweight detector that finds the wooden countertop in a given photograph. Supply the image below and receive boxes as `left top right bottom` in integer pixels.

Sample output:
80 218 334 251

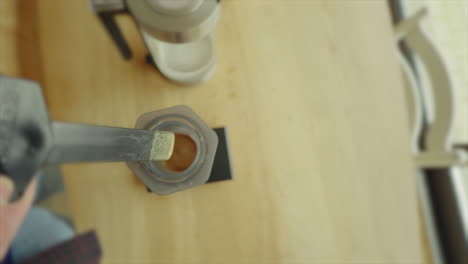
1 0 424 263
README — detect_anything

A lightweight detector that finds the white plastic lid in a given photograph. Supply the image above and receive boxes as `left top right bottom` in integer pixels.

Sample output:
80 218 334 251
145 0 203 15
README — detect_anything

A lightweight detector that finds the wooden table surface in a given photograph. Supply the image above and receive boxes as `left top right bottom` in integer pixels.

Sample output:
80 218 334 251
1 0 424 263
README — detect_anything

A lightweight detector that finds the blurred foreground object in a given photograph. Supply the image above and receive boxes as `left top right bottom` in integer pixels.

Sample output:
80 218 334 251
395 8 468 264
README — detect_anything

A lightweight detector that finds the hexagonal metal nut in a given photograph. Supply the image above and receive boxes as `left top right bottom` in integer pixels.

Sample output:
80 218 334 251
127 105 218 195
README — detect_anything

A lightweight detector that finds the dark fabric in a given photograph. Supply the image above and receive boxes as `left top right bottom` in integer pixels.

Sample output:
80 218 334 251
0 249 13 264
18 231 101 264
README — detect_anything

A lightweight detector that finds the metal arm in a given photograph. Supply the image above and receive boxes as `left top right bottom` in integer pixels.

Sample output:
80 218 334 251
90 0 132 59
47 122 174 164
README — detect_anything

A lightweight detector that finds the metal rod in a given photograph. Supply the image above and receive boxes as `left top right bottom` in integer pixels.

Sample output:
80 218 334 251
46 122 174 164
90 0 132 59
422 168 468 263
98 12 132 60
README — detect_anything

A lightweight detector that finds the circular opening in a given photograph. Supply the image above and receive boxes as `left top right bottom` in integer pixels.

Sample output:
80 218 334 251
162 133 198 172
142 114 206 183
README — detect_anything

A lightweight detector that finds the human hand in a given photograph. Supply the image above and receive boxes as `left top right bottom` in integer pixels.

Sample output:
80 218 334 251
0 175 36 260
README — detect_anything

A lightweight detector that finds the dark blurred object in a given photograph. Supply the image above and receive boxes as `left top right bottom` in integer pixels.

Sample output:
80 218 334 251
207 127 234 183
18 231 101 264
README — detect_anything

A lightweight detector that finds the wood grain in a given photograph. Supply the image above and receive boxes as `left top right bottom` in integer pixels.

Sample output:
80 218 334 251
2 0 423 263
